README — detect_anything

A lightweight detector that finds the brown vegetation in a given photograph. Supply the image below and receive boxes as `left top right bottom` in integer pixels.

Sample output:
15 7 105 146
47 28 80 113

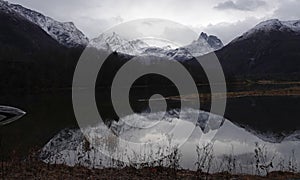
1 160 300 179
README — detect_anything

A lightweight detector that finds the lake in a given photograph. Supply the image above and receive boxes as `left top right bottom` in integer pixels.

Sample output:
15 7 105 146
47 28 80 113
0 86 300 174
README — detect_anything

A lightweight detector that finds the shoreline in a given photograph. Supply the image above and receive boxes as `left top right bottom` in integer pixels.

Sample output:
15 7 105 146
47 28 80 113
2 160 300 179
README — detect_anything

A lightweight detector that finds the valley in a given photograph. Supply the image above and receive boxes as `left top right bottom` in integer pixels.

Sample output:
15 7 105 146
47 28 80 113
0 0 300 178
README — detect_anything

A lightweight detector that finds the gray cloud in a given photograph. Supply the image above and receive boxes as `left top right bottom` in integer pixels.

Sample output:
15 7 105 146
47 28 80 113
74 16 124 38
207 0 300 44
6 0 300 44
201 17 262 44
214 0 266 11
273 0 300 20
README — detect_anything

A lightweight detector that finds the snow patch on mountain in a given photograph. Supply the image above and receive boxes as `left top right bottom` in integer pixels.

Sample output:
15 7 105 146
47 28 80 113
0 0 88 47
89 32 223 60
89 32 149 56
184 32 223 57
233 19 300 43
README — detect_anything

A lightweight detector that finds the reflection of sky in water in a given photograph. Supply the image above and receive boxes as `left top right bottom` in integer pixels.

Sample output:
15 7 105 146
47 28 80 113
40 109 300 174
181 120 300 172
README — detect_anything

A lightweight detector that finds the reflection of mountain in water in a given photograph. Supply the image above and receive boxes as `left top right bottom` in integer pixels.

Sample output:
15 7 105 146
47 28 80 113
40 109 225 164
40 109 300 172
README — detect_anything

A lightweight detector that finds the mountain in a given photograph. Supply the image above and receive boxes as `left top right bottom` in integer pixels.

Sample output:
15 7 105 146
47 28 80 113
0 0 88 48
216 19 300 80
200 32 224 50
90 32 223 60
89 32 149 56
0 3 65 58
0 4 82 89
232 19 300 43
184 32 223 57
139 47 194 61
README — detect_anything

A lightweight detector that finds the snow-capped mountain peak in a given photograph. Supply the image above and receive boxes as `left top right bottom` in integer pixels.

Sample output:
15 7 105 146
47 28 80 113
182 32 223 57
89 32 150 56
253 19 300 32
0 0 88 48
90 32 223 60
199 32 224 50
233 19 300 42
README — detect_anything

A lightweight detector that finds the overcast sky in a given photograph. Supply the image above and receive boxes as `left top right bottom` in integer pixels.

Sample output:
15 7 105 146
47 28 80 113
7 0 300 44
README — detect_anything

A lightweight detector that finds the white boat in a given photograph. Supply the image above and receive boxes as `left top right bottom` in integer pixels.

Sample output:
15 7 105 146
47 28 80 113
0 106 26 126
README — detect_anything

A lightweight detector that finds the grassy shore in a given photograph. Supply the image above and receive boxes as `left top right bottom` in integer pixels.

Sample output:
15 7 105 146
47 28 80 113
1 160 300 180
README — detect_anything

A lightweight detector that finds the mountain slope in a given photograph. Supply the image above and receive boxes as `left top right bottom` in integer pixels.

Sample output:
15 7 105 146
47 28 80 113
0 7 65 59
216 19 300 79
0 5 83 89
233 19 300 43
0 0 88 48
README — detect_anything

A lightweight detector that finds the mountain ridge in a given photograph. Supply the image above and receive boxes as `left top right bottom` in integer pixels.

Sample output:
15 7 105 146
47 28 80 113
89 31 224 61
0 0 88 48
210 18 300 80
232 19 300 43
